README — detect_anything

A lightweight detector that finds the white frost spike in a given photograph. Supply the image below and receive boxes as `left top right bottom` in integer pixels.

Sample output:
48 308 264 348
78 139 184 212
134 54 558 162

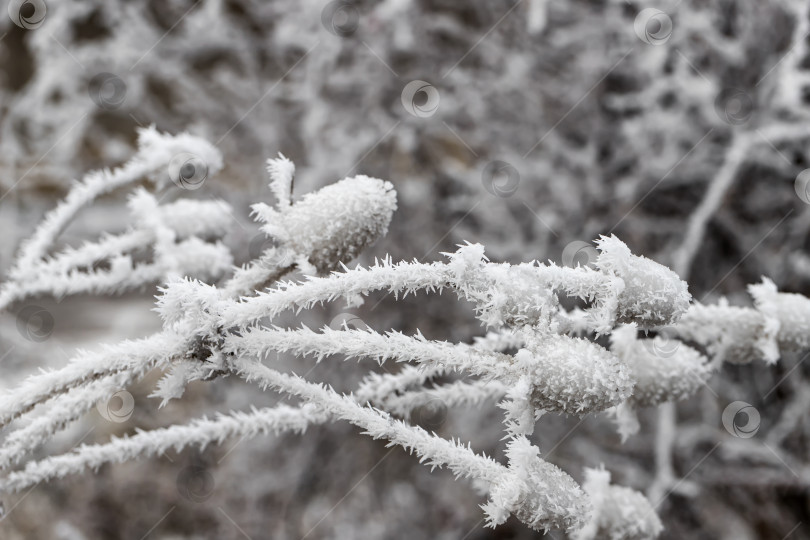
519 332 634 416
609 325 711 407
251 164 397 273
749 277 810 352
574 467 663 540
267 153 295 208
155 278 221 332
607 402 641 442
595 235 691 328
483 436 589 532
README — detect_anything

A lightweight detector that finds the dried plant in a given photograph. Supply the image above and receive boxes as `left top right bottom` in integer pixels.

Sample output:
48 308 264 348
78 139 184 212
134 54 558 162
8 128 809 538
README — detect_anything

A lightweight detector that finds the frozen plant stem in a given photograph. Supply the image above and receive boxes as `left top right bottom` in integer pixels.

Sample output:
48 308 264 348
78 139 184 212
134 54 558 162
231 358 590 532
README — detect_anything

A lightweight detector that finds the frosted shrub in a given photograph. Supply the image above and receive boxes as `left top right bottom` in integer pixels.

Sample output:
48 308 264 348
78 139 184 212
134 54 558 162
2 129 807 538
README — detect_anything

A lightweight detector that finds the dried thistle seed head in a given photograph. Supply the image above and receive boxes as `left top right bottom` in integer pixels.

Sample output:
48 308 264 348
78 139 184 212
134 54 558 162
516 333 634 416
575 467 663 540
254 174 397 274
610 325 711 407
595 235 691 328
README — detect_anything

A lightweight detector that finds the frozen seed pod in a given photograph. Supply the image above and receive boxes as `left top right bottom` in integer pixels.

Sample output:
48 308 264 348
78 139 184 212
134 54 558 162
610 325 711 407
517 333 634 416
574 467 663 540
252 158 397 274
749 277 810 352
595 236 691 328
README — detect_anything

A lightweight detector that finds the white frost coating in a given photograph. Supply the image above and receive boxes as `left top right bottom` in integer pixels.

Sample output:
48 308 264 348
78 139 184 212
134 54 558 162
7 126 222 282
225 326 631 416
482 436 590 532
223 155 397 296
231 359 589 533
574 467 663 540
0 129 230 310
0 135 700 536
0 331 185 428
517 332 634 416
595 235 691 328
749 277 810 352
0 404 332 494
267 153 296 208
251 169 397 273
155 199 233 240
674 300 780 365
217 241 670 332
609 325 712 407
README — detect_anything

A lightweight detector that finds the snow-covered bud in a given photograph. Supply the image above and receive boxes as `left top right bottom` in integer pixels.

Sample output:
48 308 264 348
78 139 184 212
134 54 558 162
251 163 397 273
574 467 662 540
749 277 810 352
609 325 711 407
674 301 779 364
483 436 589 532
595 236 690 328
519 333 633 416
